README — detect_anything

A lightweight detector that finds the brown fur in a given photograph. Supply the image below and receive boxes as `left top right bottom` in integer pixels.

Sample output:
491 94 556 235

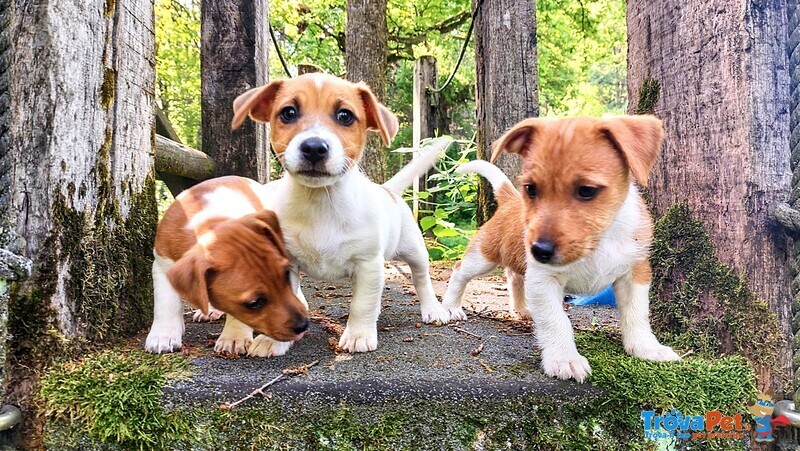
155 176 308 341
482 116 663 267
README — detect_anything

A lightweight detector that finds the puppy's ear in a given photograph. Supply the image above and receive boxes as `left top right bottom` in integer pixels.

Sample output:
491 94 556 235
490 118 542 163
599 115 664 186
357 84 399 146
243 210 287 258
231 80 284 130
167 248 213 315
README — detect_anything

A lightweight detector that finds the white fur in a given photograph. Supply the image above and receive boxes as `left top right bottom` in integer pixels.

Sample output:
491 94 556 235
215 315 253 355
262 139 452 352
145 253 184 353
282 124 349 188
444 165 679 382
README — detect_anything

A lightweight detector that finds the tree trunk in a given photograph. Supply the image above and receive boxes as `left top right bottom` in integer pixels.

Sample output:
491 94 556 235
628 0 792 394
346 0 388 183
0 0 157 437
474 0 538 224
201 0 270 182
413 56 439 218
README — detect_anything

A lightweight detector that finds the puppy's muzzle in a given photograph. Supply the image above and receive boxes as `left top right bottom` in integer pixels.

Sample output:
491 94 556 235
293 316 309 335
299 137 329 164
531 240 556 264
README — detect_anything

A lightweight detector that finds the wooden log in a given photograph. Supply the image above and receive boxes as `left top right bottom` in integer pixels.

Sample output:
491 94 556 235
201 0 270 182
155 135 215 184
412 56 438 219
474 0 538 224
0 0 157 438
628 0 792 394
346 0 389 183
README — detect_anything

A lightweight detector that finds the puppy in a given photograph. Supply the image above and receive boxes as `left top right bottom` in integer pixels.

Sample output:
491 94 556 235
230 73 450 353
442 116 680 382
145 176 309 356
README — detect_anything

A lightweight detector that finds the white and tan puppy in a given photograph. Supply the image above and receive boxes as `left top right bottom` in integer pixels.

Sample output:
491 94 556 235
229 73 450 354
145 176 309 356
442 116 680 382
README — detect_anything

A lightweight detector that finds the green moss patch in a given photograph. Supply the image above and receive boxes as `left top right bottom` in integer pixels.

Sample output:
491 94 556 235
577 330 756 433
649 203 782 367
634 77 660 115
39 349 191 450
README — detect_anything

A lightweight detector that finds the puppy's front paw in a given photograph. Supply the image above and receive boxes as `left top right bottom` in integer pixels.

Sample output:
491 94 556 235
626 341 681 362
513 306 532 320
446 307 468 322
541 352 592 383
145 327 183 354
339 325 378 353
192 308 225 322
214 333 252 355
247 335 293 357
421 303 449 324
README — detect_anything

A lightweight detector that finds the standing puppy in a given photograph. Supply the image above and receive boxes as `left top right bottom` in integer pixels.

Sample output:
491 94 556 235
442 116 680 382
231 73 450 353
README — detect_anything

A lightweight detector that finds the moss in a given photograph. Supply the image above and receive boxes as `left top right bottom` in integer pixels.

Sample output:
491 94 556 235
634 77 660 115
40 329 760 450
101 68 116 109
104 0 116 16
649 203 782 368
39 349 192 450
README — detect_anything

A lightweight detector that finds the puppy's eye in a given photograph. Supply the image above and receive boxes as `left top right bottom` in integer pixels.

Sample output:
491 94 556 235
576 186 600 200
284 268 291 283
524 184 537 198
243 296 267 311
335 109 355 126
279 106 298 124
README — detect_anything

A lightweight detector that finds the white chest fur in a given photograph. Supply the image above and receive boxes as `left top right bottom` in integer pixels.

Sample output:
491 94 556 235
530 186 649 295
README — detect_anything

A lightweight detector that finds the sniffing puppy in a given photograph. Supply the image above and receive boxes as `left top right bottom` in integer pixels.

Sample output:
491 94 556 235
145 176 309 355
442 116 680 382
231 73 450 353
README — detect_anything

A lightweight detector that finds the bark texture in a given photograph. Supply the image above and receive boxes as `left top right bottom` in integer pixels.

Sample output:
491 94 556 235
413 56 439 217
628 0 792 393
474 0 538 224
346 0 389 183
1 0 157 429
201 0 269 182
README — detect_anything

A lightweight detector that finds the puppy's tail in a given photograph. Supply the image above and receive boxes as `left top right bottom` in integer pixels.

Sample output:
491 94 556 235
383 137 452 194
455 160 519 204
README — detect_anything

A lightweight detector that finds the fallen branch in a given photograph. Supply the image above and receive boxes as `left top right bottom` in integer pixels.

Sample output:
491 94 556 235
220 360 319 410
453 326 482 340
471 342 484 356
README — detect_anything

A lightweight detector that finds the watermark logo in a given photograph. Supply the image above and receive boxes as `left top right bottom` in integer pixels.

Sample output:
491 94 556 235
641 391 795 442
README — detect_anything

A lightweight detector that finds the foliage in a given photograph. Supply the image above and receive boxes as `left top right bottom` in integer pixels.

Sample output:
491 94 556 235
155 0 201 148
537 0 627 116
401 139 478 260
39 349 192 450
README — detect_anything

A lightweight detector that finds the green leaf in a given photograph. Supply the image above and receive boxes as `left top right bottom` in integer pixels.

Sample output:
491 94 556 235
420 216 437 231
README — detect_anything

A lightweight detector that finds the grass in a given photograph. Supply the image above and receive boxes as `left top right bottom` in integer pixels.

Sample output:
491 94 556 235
38 348 192 450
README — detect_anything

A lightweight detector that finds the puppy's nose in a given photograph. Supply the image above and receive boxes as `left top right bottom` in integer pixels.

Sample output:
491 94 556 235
531 241 556 264
293 317 309 334
299 137 329 164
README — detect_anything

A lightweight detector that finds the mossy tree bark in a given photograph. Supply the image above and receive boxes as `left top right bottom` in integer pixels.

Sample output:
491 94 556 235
628 1 793 393
201 0 270 182
346 0 389 183
0 0 157 437
474 0 538 225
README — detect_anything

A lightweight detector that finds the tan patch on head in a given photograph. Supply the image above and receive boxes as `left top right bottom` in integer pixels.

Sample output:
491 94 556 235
231 74 398 169
490 116 662 265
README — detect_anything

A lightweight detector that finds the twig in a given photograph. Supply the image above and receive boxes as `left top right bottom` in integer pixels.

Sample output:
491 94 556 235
478 358 493 373
471 342 484 356
453 326 482 340
680 349 694 359
220 360 319 410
